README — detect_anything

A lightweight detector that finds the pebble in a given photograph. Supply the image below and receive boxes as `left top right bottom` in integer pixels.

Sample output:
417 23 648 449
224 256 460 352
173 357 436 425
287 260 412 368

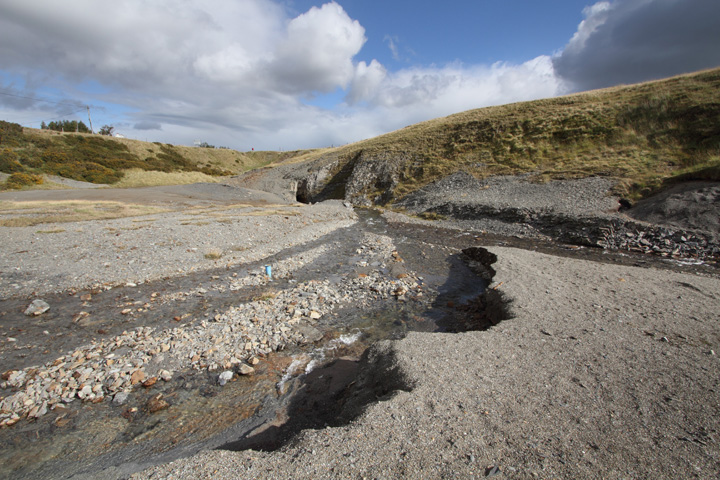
217 371 234 386
24 299 50 316
0 232 433 425
113 392 129 405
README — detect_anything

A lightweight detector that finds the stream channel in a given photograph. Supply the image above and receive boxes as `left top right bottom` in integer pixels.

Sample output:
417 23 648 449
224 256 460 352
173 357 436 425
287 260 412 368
2 207 714 480
0 209 491 479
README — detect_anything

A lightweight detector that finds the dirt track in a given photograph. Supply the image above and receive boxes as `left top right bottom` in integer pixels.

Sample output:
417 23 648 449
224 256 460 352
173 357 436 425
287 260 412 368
0 182 287 208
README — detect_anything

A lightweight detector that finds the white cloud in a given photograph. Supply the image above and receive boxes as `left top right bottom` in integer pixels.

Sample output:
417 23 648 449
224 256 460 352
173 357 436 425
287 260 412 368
384 35 400 61
346 60 388 105
270 2 366 93
347 56 561 117
554 0 720 91
3 0 714 151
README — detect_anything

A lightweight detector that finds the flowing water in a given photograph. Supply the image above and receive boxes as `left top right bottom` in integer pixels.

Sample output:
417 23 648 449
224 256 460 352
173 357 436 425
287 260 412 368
0 209 488 479
2 207 713 479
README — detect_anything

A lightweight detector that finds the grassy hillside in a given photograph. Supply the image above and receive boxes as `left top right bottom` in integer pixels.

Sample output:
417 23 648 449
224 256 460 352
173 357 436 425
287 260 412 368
0 125 310 189
278 68 720 201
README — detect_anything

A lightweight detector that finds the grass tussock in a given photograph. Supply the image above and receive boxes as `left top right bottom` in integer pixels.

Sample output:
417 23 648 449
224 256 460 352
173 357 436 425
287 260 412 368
0 200 169 227
204 249 223 260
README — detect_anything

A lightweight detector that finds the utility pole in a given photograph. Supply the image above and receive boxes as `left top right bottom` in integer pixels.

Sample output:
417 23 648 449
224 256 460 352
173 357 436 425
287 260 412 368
87 106 94 134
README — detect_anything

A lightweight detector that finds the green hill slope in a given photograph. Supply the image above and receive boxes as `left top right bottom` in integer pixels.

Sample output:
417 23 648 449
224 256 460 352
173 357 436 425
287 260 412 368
273 68 720 203
0 125 310 189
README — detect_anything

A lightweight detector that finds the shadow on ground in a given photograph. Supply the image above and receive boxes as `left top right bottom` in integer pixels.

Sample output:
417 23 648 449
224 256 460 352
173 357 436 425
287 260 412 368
220 246 511 453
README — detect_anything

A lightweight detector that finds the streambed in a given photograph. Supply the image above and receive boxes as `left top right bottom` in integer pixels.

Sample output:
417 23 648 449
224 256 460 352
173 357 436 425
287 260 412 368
0 209 488 479
1 207 714 479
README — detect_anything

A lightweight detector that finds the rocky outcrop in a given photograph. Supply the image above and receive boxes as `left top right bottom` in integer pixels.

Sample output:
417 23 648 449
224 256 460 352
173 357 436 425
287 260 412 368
245 150 415 205
344 151 414 205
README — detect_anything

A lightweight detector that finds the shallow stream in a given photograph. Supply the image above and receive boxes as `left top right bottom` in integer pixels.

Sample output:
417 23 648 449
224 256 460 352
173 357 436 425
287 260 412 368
0 209 489 479
1 207 715 479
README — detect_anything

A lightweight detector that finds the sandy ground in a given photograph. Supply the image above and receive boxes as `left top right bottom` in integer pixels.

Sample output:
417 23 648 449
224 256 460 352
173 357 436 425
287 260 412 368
134 246 720 479
2 180 719 478
0 182 287 207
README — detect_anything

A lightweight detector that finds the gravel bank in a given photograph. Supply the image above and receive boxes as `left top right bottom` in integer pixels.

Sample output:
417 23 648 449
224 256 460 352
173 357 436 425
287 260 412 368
0 231 428 428
393 173 720 261
397 172 620 217
0 201 355 298
134 245 720 479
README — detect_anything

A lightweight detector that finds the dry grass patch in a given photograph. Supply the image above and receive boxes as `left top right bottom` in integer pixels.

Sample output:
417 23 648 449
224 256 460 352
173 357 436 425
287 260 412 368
35 228 66 234
112 169 218 188
0 200 169 227
180 221 211 226
236 208 301 217
204 249 223 260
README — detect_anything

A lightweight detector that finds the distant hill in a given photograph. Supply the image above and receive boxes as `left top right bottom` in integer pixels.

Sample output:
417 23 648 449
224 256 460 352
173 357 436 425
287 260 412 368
0 124 310 188
252 68 720 204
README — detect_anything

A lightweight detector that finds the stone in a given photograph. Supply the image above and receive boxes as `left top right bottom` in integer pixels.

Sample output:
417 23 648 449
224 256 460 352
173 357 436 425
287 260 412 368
113 392 129 405
72 311 90 323
130 370 146 385
238 364 255 375
146 394 169 413
142 377 158 388
309 310 322 319
158 369 173 381
218 370 234 386
24 299 50 316
77 385 93 399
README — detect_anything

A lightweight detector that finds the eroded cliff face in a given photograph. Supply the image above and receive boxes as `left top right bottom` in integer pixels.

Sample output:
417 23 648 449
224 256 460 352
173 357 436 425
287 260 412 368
283 150 416 205
344 151 413 205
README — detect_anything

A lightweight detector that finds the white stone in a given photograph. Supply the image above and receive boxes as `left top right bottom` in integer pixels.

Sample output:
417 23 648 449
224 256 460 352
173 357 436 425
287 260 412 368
218 370 234 386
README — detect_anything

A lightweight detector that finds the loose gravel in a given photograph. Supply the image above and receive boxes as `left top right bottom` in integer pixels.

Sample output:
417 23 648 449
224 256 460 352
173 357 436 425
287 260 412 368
133 246 720 480
1 201 356 298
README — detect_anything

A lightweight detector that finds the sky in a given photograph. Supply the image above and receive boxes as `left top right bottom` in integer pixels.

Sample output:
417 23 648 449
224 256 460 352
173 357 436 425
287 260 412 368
0 0 719 151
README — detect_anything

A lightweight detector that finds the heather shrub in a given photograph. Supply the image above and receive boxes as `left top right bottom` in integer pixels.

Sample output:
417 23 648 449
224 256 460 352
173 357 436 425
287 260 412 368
0 149 24 173
4 172 44 189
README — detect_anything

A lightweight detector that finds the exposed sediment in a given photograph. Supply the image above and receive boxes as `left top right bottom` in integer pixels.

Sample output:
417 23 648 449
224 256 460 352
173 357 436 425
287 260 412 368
133 244 720 479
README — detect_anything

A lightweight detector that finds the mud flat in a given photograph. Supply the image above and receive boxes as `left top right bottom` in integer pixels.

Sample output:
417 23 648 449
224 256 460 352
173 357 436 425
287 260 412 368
134 245 720 480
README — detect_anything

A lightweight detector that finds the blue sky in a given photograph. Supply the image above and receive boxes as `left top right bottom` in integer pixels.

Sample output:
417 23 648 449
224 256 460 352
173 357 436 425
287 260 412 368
1 0 719 151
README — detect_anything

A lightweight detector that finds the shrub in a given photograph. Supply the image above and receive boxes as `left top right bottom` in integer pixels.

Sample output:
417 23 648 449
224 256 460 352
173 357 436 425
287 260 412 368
5 172 44 189
0 120 24 147
0 149 24 173
46 160 123 184
42 149 70 164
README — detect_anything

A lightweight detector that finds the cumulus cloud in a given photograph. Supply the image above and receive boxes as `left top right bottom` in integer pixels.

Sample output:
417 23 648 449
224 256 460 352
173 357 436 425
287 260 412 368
3 0 557 149
554 0 720 91
2 0 714 151
348 56 560 115
270 2 366 93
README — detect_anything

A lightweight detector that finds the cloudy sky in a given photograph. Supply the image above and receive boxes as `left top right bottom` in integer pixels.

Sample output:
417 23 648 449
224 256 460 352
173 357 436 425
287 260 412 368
1 0 718 150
